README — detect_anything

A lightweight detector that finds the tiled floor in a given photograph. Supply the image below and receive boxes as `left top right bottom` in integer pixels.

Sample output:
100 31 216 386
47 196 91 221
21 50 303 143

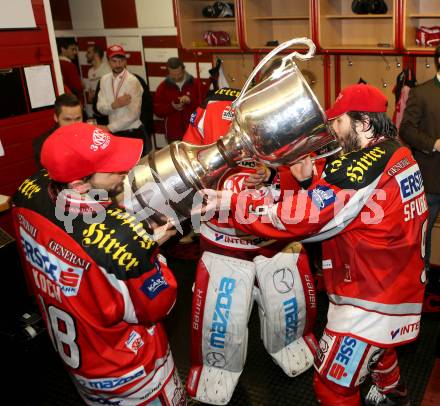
4 255 440 405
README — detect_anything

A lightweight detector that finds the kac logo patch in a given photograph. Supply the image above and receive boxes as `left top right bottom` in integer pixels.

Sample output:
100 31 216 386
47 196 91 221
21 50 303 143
308 185 336 210
125 330 144 354
222 105 235 121
141 272 169 299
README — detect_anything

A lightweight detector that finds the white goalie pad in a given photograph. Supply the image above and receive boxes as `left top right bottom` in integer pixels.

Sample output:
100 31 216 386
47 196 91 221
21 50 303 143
186 366 242 405
269 335 316 378
253 246 316 377
186 252 255 405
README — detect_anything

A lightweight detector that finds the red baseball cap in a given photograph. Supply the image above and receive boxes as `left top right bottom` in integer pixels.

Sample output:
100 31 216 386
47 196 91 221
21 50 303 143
326 83 388 120
41 123 143 183
106 44 126 59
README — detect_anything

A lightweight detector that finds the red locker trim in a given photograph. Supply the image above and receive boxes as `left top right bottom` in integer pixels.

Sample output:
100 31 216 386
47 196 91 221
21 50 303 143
311 0 321 52
178 49 212 63
236 0 247 50
49 0 72 30
101 0 138 28
146 63 168 77
142 36 178 48
77 37 107 52
334 54 341 100
126 51 143 66
173 0 184 49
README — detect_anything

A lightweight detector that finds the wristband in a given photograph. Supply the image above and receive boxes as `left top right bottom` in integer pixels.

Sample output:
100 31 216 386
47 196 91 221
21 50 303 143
299 177 313 190
263 168 277 185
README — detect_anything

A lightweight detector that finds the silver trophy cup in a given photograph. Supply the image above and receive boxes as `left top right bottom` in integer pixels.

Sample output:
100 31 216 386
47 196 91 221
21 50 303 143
125 38 338 225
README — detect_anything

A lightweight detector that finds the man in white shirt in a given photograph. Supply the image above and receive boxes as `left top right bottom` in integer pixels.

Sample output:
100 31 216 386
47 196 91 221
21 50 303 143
84 45 110 121
97 44 150 154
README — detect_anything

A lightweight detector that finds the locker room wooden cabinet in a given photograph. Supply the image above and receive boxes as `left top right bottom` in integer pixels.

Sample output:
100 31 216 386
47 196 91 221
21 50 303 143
241 0 312 50
174 0 438 54
402 0 440 52
316 0 397 51
173 0 439 107
174 0 240 49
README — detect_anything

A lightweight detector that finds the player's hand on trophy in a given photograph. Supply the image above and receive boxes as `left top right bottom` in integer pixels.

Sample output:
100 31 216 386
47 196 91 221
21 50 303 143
149 220 177 245
290 155 313 182
244 164 271 188
191 189 233 217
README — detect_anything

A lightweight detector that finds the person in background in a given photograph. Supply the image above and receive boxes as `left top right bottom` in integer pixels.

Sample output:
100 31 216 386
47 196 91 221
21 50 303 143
84 44 110 122
97 44 151 155
400 45 440 292
33 93 83 168
154 57 206 143
202 83 427 406
57 38 83 103
13 122 184 405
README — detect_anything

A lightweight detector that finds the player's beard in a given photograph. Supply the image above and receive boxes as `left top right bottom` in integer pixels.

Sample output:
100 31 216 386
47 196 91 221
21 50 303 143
112 67 124 75
107 182 125 198
340 127 361 154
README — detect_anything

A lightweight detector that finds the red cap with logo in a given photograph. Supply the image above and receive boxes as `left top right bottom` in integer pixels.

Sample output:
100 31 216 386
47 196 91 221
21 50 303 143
106 44 126 59
41 122 143 183
326 83 388 120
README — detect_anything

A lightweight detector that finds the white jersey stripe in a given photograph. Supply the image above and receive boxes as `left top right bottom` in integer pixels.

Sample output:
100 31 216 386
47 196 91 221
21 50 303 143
302 175 382 243
326 302 421 346
328 294 422 315
98 266 138 324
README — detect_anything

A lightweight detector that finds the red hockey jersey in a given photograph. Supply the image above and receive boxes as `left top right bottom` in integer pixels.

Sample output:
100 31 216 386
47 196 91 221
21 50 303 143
183 88 299 256
12 171 181 405
183 87 240 146
226 139 427 346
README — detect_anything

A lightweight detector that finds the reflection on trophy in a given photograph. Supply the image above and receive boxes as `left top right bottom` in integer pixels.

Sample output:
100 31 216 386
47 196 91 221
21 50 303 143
125 38 339 226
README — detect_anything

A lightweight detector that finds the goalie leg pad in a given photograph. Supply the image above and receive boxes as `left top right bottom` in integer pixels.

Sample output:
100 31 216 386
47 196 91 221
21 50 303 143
253 247 317 377
270 333 318 377
186 365 242 405
187 252 255 404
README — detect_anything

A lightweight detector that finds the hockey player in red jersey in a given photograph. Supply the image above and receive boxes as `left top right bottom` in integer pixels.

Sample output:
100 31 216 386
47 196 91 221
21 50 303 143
201 84 427 406
12 123 185 405
183 88 318 404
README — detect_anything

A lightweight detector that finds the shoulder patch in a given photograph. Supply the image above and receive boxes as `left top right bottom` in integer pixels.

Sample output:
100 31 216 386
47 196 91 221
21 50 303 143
221 104 235 121
140 271 169 299
387 157 411 176
395 165 424 203
308 185 336 210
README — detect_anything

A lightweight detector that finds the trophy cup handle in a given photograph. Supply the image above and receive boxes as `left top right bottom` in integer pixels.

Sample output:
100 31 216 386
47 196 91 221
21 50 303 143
234 37 316 108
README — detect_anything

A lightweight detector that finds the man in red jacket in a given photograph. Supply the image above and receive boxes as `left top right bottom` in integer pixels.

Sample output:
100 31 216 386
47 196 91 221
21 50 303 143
57 38 84 103
154 57 206 142
13 123 184 405
201 84 427 406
